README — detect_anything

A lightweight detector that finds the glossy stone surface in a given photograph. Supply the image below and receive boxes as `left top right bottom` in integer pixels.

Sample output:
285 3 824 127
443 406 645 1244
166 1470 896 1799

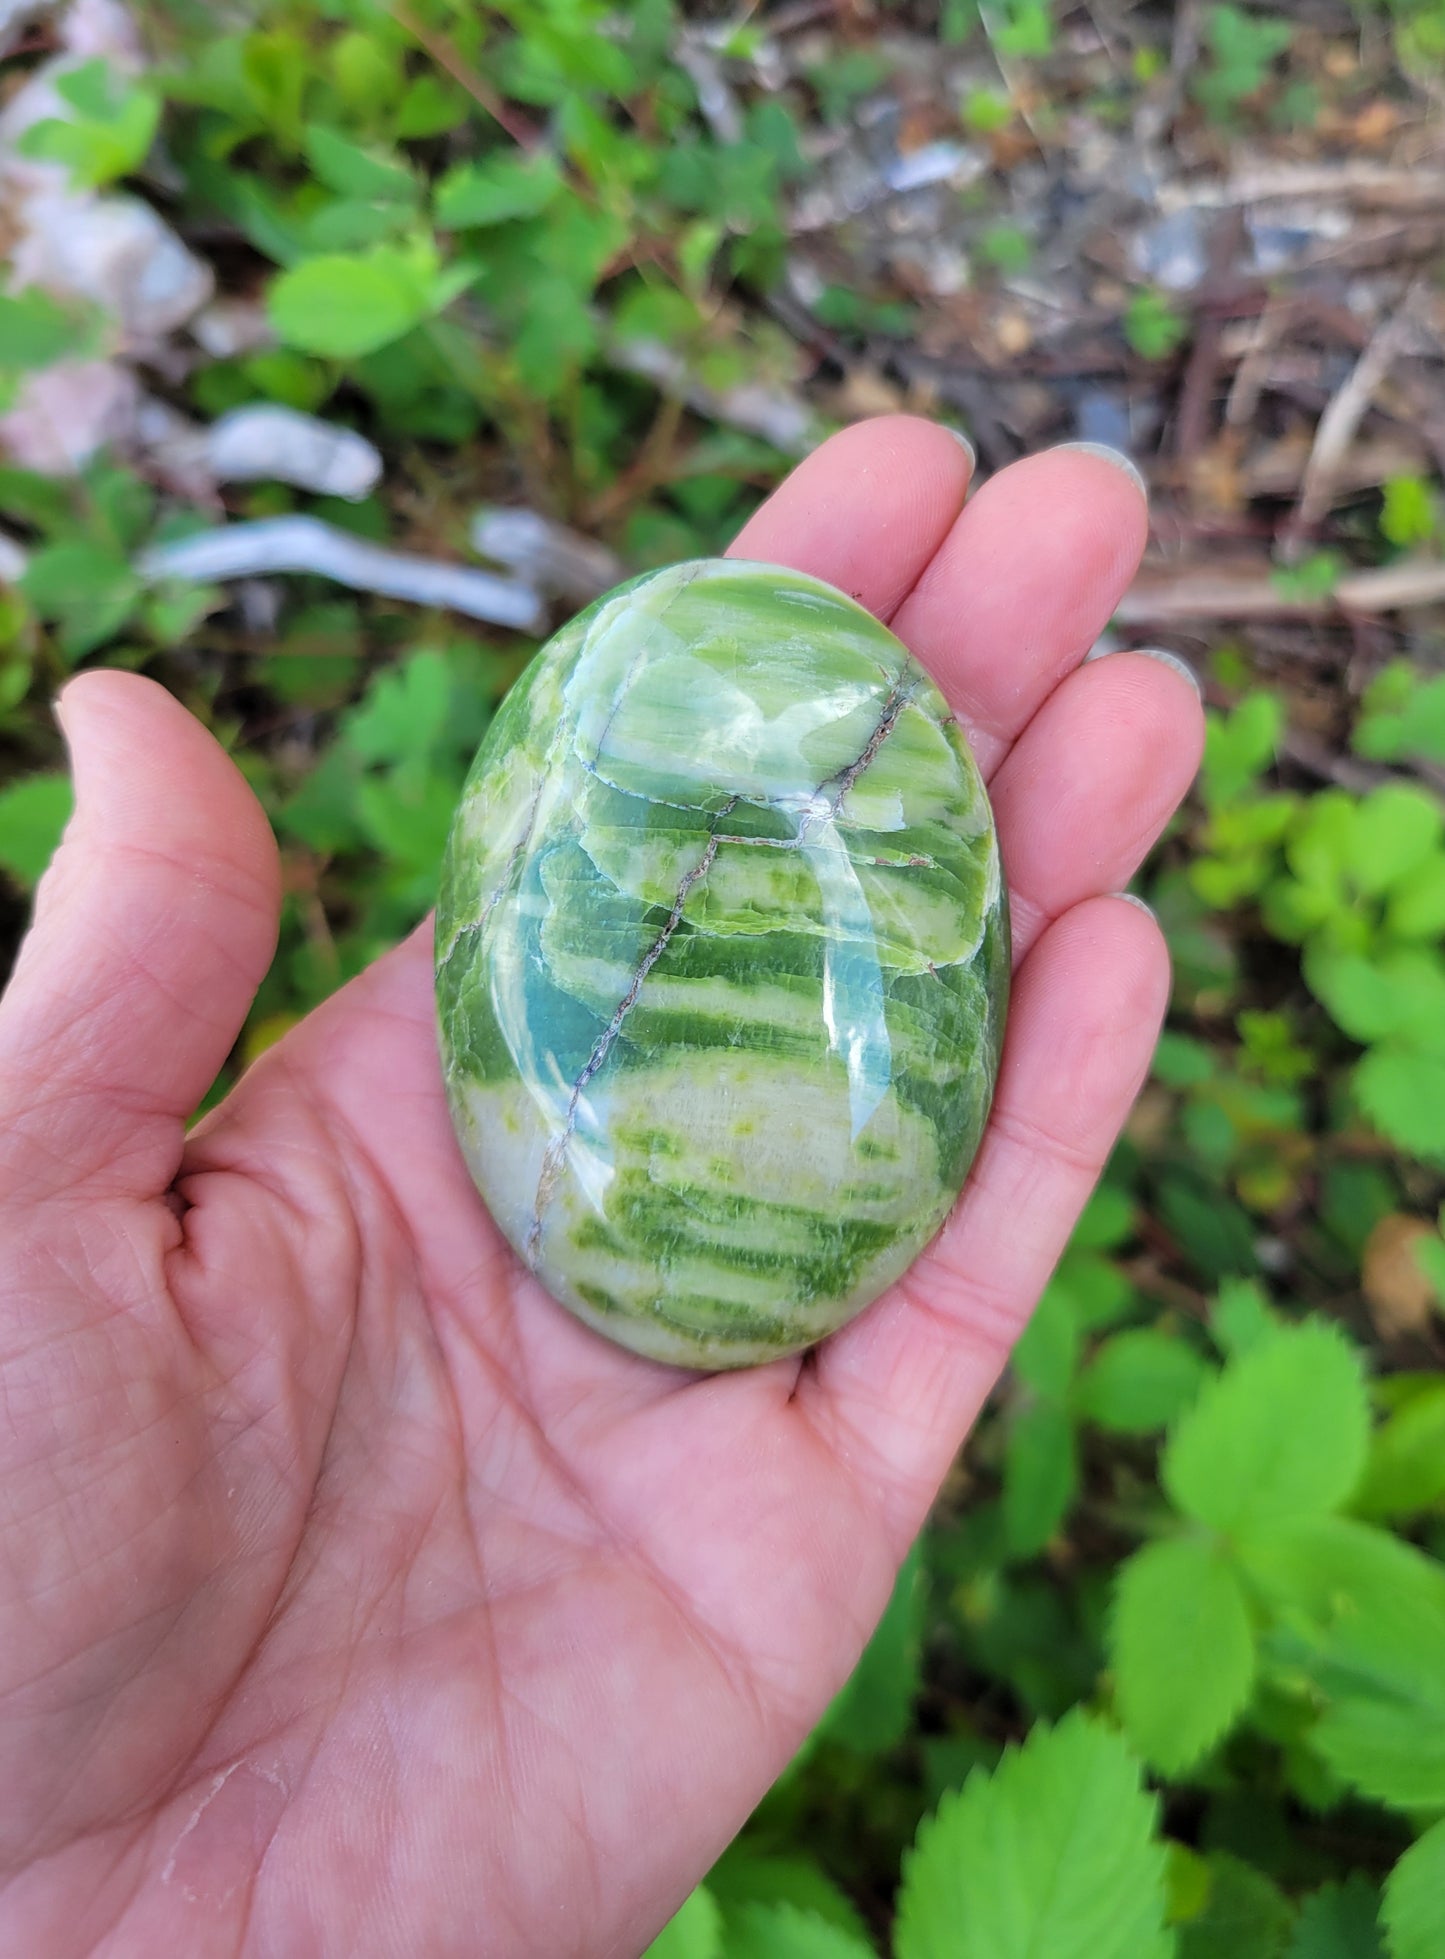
435 559 1009 1369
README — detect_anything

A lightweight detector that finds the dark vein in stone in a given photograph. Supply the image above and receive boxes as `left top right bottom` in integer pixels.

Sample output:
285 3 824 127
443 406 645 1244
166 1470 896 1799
527 669 916 1253
526 796 739 1257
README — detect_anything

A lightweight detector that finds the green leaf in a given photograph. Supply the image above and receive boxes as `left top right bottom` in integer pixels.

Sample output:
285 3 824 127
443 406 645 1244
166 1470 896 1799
1380 475 1436 550
1382 1820 1445 1959
303 123 418 203
1075 1330 1211 1434
344 649 452 782
1210 1279 1279 1357
724 1903 875 1959
1002 1400 1078 1557
1163 1321 1369 1537
1285 1876 1382 1959
0 772 72 890
1303 948 1445 1048
1354 1383 1445 1521
21 542 140 659
1071 1183 1136 1250
1111 1536 1257 1773
1012 1283 1080 1398
0 289 94 379
1180 1854 1294 1959
1243 1519 1445 1809
707 1851 872 1950
1355 1050 1445 1162
18 60 160 188
643 1886 723 1959
268 247 442 359
435 151 564 227
894 1710 1173 1959
1346 786 1443 896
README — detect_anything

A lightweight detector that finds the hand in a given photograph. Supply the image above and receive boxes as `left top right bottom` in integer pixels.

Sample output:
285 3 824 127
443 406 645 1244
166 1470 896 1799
0 420 1201 1958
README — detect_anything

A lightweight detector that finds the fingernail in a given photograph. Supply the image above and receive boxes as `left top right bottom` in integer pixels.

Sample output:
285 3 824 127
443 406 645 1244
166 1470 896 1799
1110 891 1157 920
1084 641 1201 698
945 426 976 470
1053 440 1148 500
1133 647 1201 696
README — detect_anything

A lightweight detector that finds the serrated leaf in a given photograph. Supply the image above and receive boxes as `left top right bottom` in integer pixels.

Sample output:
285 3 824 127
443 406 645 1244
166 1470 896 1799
643 1886 723 1959
1242 1519 1445 1809
724 1903 875 1959
1354 1050 1445 1162
1285 1876 1382 1959
707 1850 871 1949
1002 1399 1078 1557
894 1710 1173 1959
1111 1536 1256 1773
0 772 72 890
1353 1383 1445 1520
1075 1329 1211 1434
1382 1821 1445 1959
1163 1321 1369 1537
1180 1854 1294 1959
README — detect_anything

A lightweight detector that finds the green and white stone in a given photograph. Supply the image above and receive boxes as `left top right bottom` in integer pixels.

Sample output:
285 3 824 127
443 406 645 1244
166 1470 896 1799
435 559 1009 1369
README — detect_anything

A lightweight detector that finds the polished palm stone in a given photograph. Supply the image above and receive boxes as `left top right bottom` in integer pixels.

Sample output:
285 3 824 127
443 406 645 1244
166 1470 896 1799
435 559 1009 1369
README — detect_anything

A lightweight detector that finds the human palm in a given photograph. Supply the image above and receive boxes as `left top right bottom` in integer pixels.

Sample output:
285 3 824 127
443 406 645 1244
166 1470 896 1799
0 421 1201 1958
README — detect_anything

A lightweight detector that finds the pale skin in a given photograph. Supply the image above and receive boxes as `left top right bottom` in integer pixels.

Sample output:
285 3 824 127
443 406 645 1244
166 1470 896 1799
0 420 1203 1958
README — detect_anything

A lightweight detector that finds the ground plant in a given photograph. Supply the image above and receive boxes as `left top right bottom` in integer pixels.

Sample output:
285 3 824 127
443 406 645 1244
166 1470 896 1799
2 2 1445 1954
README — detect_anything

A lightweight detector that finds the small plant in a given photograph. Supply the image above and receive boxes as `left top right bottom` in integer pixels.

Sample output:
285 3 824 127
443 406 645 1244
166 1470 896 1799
1191 3 1294 121
1124 288 1189 360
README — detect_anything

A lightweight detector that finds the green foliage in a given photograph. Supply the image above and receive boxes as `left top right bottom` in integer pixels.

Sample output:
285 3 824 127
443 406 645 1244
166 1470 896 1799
1379 475 1438 550
1285 1876 1382 1959
1355 663 1445 767
1179 1855 1294 1958
725 1904 875 1959
1192 5 1294 120
18 59 161 187
1125 289 1189 361
644 1887 725 1959
1162 1321 1369 1536
1112 1537 1256 1773
268 242 475 358
0 774 73 891
1382 1820 1445 1959
893 1712 1174 1959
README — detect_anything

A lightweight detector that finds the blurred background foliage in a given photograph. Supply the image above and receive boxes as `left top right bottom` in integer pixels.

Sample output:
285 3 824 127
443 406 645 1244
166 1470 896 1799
3 0 1445 1952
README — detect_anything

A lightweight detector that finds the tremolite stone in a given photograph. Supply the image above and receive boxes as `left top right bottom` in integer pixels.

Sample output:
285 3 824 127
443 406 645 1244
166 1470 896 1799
435 559 1009 1369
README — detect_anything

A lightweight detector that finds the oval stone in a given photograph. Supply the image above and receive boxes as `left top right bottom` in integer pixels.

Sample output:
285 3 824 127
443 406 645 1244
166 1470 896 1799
435 559 1009 1369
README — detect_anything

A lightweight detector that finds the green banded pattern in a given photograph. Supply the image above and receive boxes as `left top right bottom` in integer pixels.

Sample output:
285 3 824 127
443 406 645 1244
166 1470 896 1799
435 559 1009 1368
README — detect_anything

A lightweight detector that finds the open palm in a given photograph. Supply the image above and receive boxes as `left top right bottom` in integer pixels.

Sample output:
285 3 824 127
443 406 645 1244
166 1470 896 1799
0 420 1201 1958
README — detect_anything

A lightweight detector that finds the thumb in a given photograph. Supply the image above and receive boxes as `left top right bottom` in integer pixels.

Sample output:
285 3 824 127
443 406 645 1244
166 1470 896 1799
0 671 280 1203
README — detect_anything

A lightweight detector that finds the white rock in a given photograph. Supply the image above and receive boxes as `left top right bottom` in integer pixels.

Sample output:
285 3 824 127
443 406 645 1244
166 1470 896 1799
0 531 29 584
8 189 213 344
139 517 546 632
191 298 276 361
0 359 139 473
204 406 383 500
470 507 622 603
